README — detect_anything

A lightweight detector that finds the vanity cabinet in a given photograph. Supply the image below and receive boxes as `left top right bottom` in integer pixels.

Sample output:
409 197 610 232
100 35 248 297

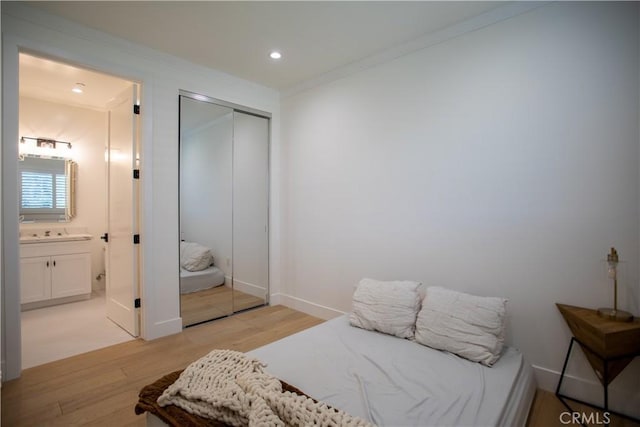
20 240 91 309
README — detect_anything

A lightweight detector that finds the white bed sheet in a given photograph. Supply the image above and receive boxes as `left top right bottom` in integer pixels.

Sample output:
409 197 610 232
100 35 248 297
180 266 225 294
249 315 536 427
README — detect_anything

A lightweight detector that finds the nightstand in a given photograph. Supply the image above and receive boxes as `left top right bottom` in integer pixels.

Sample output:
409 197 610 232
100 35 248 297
556 304 640 423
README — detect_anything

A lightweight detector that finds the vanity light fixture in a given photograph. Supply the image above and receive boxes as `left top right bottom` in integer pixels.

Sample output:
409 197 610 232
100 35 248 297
20 136 72 150
72 83 85 94
269 51 282 60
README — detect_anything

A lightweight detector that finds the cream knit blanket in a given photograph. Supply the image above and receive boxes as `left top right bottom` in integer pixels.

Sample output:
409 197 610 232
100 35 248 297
158 349 375 427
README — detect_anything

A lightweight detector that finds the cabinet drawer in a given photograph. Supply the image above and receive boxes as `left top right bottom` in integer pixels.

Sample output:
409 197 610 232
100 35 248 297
21 240 91 258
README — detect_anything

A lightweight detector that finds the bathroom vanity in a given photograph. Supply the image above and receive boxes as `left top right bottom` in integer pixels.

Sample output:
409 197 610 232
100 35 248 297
20 232 92 310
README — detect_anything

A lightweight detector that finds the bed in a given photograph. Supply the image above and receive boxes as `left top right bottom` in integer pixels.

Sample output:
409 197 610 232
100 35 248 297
180 241 225 294
137 282 536 426
137 315 536 426
250 315 535 426
180 266 226 294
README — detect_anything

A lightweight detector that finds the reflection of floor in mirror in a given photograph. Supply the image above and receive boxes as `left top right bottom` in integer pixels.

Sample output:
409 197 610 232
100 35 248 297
181 285 265 327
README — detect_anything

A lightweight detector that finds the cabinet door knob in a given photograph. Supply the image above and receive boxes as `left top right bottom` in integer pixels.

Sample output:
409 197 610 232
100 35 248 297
53 260 56 267
46 261 49 267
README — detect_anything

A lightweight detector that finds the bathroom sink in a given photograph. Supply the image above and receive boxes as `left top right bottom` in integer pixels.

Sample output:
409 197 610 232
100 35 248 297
20 233 92 244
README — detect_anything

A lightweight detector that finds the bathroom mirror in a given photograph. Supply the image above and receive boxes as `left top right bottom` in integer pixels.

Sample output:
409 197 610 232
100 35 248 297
18 154 77 222
179 93 269 327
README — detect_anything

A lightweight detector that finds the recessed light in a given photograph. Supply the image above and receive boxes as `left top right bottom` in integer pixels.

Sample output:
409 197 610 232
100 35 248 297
269 51 282 60
72 83 85 94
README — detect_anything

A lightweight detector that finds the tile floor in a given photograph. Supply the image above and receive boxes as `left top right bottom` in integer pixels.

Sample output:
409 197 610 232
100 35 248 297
21 290 135 369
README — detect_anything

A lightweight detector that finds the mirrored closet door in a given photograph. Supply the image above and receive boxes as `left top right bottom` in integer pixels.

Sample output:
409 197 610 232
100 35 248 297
179 93 269 327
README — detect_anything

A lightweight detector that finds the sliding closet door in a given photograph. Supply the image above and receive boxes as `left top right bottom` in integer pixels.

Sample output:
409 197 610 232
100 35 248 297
179 97 233 326
232 112 269 311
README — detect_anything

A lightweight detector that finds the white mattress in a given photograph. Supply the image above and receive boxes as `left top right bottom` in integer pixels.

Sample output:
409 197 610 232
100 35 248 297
249 315 536 427
179 266 225 294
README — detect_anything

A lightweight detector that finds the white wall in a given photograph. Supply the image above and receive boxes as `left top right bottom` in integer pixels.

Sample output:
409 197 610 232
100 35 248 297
19 97 107 291
281 1 639 415
2 3 280 380
181 113 233 279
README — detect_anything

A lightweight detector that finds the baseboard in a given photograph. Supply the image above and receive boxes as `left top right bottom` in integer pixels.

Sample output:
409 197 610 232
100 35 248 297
145 317 182 340
233 279 267 299
533 365 640 418
271 293 345 320
21 293 91 311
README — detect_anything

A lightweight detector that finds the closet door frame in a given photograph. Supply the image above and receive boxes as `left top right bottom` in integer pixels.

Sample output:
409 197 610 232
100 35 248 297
180 90 272 122
178 90 271 318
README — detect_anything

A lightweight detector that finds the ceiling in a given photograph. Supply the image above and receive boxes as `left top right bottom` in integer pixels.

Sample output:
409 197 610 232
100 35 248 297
26 1 503 91
20 53 134 110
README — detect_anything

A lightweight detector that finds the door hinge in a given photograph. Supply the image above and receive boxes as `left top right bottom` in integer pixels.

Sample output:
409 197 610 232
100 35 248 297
133 169 140 179
134 298 141 308
133 234 140 244
100 233 109 243
133 104 140 115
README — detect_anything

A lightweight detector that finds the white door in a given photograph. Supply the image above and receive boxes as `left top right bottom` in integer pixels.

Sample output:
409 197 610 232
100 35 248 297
105 84 140 336
232 112 269 307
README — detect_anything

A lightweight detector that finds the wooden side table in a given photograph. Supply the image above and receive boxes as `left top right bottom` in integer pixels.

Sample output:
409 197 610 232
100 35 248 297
556 304 640 423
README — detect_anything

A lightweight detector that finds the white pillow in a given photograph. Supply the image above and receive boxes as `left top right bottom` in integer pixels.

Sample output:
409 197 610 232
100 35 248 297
180 241 214 272
415 286 507 366
349 278 423 339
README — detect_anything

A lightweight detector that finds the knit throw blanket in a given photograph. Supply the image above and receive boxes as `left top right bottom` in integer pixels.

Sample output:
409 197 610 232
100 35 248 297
158 349 374 427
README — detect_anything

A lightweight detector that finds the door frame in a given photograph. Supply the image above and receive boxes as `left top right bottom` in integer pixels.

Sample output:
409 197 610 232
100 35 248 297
1 43 148 380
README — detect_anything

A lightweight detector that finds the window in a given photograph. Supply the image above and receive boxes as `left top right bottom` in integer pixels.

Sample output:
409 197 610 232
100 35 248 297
21 170 67 209
19 155 76 222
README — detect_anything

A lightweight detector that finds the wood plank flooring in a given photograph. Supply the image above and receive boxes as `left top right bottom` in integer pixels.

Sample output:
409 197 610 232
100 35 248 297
528 389 640 427
3 304 638 426
2 305 322 426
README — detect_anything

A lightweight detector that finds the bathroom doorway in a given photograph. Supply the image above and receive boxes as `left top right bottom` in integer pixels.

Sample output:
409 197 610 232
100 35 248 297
17 52 142 368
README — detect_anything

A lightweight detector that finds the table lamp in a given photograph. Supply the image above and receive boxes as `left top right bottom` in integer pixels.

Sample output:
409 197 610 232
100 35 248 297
597 247 634 322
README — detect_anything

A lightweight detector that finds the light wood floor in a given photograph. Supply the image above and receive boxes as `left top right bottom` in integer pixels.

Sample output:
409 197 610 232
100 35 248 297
2 305 638 427
2 305 322 426
180 286 265 327
528 389 640 427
